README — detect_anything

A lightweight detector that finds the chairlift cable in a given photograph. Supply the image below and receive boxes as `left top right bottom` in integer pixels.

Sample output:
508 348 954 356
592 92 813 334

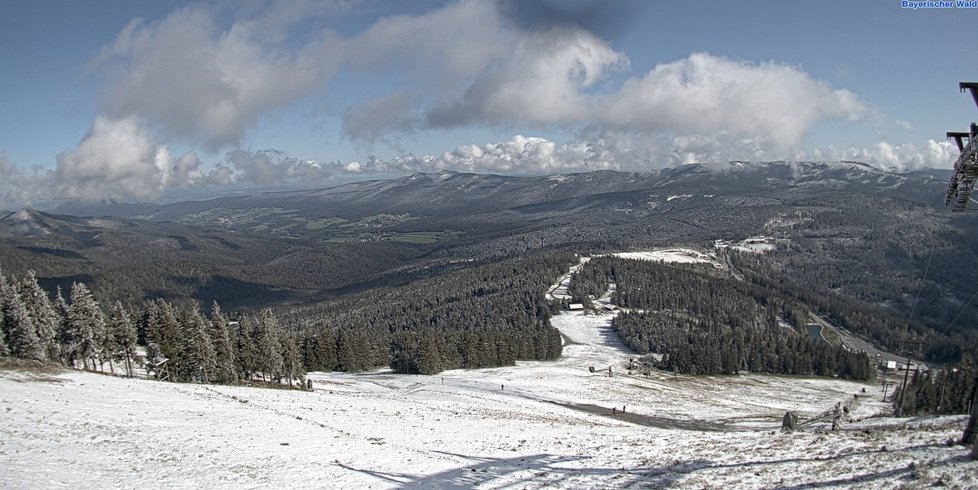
940 286 978 337
903 253 933 331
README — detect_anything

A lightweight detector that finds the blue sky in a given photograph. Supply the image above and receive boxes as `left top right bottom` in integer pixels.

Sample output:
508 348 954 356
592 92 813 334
0 0 976 205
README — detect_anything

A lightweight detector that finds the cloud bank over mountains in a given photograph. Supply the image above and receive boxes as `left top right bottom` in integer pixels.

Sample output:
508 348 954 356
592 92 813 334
0 0 956 206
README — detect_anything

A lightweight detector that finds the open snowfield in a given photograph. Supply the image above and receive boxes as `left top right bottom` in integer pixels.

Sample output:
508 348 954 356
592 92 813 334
1 258 975 488
715 237 779 254
611 249 721 267
2 307 976 489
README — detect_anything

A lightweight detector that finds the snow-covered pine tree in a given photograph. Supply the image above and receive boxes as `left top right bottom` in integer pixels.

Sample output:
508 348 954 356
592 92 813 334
300 326 337 372
176 304 216 383
235 317 256 381
279 330 304 387
0 307 9 356
1 277 44 361
208 301 238 384
253 308 283 382
99 304 122 375
176 306 216 383
19 271 61 363
54 287 72 365
136 300 158 348
67 282 105 371
150 299 180 364
110 302 138 377
335 327 360 372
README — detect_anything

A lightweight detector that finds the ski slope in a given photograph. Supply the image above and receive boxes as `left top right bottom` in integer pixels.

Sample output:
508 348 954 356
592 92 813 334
2 309 975 488
1 257 976 488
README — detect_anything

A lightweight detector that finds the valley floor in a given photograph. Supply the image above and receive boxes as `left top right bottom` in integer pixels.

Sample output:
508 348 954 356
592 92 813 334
2 308 976 489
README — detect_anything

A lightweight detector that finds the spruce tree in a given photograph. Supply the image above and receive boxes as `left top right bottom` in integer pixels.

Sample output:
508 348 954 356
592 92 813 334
208 302 238 384
416 328 445 375
67 282 106 371
2 280 44 361
19 271 60 362
253 308 283 382
109 302 138 377
279 330 303 387
54 287 72 365
176 306 216 383
301 327 337 372
235 317 256 381
0 307 9 356
137 300 158 348
148 299 180 364
335 327 355 372
390 329 419 374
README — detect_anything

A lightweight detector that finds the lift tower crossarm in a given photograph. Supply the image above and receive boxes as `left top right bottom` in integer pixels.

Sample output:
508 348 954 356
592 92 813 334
961 83 978 110
948 132 970 152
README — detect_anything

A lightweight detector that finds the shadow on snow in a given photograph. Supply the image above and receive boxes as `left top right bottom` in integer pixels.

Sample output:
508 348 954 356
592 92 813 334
335 443 956 489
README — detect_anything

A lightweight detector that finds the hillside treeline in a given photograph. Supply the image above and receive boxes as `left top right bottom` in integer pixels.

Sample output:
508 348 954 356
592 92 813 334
569 257 873 380
719 203 978 366
286 253 573 375
0 269 305 386
892 358 977 417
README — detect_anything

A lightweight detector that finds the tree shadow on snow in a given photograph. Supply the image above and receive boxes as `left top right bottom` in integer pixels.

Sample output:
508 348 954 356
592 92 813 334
336 451 638 489
635 442 952 489
335 443 956 489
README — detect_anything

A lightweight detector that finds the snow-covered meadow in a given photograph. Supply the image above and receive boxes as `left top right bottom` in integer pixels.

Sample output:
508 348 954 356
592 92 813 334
2 306 975 488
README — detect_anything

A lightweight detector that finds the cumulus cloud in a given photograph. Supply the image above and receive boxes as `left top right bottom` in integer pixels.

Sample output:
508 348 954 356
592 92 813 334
53 116 205 202
427 48 866 148
96 4 343 148
824 139 958 172
90 0 869 151
599 53 868 147
350 0 514 83
222 149 334 185
356 134 959 176
422 135 616 173
428 26 627 127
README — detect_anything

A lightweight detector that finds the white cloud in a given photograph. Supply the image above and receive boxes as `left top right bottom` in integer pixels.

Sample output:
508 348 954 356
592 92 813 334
427 26 627 127
221 149 334 185
336 3 866 147
599 53 868 147
350 0 514 83
894 120 913 130
92 2 869 148
0 155 49 207
96 4 343 149
53 116 203 202
829 139 958 172
356 133 958 176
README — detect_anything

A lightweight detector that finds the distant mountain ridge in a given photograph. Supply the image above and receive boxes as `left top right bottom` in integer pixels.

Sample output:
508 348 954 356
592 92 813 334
43 161 949 221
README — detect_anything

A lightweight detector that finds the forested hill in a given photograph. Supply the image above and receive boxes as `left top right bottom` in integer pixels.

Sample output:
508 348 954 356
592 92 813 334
569 256 873 380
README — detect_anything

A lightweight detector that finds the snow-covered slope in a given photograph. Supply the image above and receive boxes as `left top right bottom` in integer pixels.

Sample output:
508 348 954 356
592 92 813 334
3 305 975 489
